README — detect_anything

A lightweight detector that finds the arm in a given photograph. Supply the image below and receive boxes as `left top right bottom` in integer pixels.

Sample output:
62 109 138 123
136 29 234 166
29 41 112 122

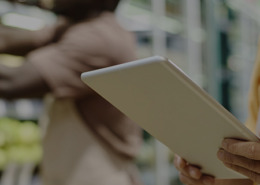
0 18 71 56
174 154 253 185
0 25 42 56
0 62 50 99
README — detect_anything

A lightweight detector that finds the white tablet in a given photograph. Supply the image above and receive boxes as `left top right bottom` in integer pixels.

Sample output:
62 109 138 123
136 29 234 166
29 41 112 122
81 56 259 179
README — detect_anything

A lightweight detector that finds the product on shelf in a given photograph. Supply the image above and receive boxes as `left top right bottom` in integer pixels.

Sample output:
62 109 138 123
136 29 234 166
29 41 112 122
0 118 42 170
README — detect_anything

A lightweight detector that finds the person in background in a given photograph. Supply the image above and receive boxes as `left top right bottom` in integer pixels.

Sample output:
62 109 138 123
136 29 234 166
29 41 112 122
0 0 143 185
174 42 260 185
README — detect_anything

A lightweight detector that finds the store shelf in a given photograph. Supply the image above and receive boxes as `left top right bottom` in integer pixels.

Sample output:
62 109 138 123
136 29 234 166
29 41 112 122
227 0 260 25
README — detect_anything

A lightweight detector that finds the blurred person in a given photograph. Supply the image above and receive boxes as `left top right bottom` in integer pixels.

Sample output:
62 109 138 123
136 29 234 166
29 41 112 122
173 42 260 185
0 0 143 185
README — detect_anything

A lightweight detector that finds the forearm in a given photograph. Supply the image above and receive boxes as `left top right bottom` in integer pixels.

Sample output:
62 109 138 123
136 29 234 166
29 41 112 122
0 62 50 99
0 16 71 56
0 25 47 56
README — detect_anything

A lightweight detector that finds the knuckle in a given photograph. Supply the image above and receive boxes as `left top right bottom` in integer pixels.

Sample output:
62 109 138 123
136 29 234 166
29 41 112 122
247 143 257 159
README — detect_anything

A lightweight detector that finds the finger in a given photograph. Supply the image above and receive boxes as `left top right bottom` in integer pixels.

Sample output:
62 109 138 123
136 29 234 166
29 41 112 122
174 155 202 179
179 173 214 185
218 149 260 174
215 179 253 185
174 154 186 169
179 173 203 185
222 139 260 160
223 162 260 183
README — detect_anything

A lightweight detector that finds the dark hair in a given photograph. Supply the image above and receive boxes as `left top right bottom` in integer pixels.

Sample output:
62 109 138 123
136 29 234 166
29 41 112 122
53 0 121 21
100 0 121 12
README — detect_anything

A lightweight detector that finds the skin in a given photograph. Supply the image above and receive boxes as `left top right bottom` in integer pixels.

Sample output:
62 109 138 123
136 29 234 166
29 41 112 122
0 0 115 99
0 1 71 99
173 137 260 185
3 1 260 184
217 138 260 183
0 19 70 56
174 154 253 185
0 62 49 99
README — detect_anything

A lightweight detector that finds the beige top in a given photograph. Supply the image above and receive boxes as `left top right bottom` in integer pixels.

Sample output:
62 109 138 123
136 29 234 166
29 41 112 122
27 12 142 158
41 97 142 185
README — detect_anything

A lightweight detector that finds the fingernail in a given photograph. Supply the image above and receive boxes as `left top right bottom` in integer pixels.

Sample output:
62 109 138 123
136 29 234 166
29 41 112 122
203 176 214 185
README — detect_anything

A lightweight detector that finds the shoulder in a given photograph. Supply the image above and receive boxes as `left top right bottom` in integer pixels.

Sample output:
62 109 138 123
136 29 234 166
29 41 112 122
61 12 133 43
56 12 136 57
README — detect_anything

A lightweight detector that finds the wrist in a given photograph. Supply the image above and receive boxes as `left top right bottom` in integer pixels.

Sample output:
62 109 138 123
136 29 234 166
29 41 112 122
32 27 54 47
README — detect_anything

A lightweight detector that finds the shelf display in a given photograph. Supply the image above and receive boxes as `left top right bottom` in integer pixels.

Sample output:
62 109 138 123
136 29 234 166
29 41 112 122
0 118 42 168
0 118 42 185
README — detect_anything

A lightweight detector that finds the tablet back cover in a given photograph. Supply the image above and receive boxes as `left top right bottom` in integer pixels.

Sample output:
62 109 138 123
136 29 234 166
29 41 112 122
81 56 258 179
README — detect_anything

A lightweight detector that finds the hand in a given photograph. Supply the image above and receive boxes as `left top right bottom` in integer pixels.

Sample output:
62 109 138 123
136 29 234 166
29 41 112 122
217 138 260 183
174 154 214 185
174 154 253 185
34 17 71 45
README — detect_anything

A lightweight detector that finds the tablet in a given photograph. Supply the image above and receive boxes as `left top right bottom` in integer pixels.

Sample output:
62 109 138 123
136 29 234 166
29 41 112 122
81 56 259 179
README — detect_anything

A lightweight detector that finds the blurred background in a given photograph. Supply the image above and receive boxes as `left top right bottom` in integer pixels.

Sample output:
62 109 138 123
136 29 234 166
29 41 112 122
0 0 259 184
